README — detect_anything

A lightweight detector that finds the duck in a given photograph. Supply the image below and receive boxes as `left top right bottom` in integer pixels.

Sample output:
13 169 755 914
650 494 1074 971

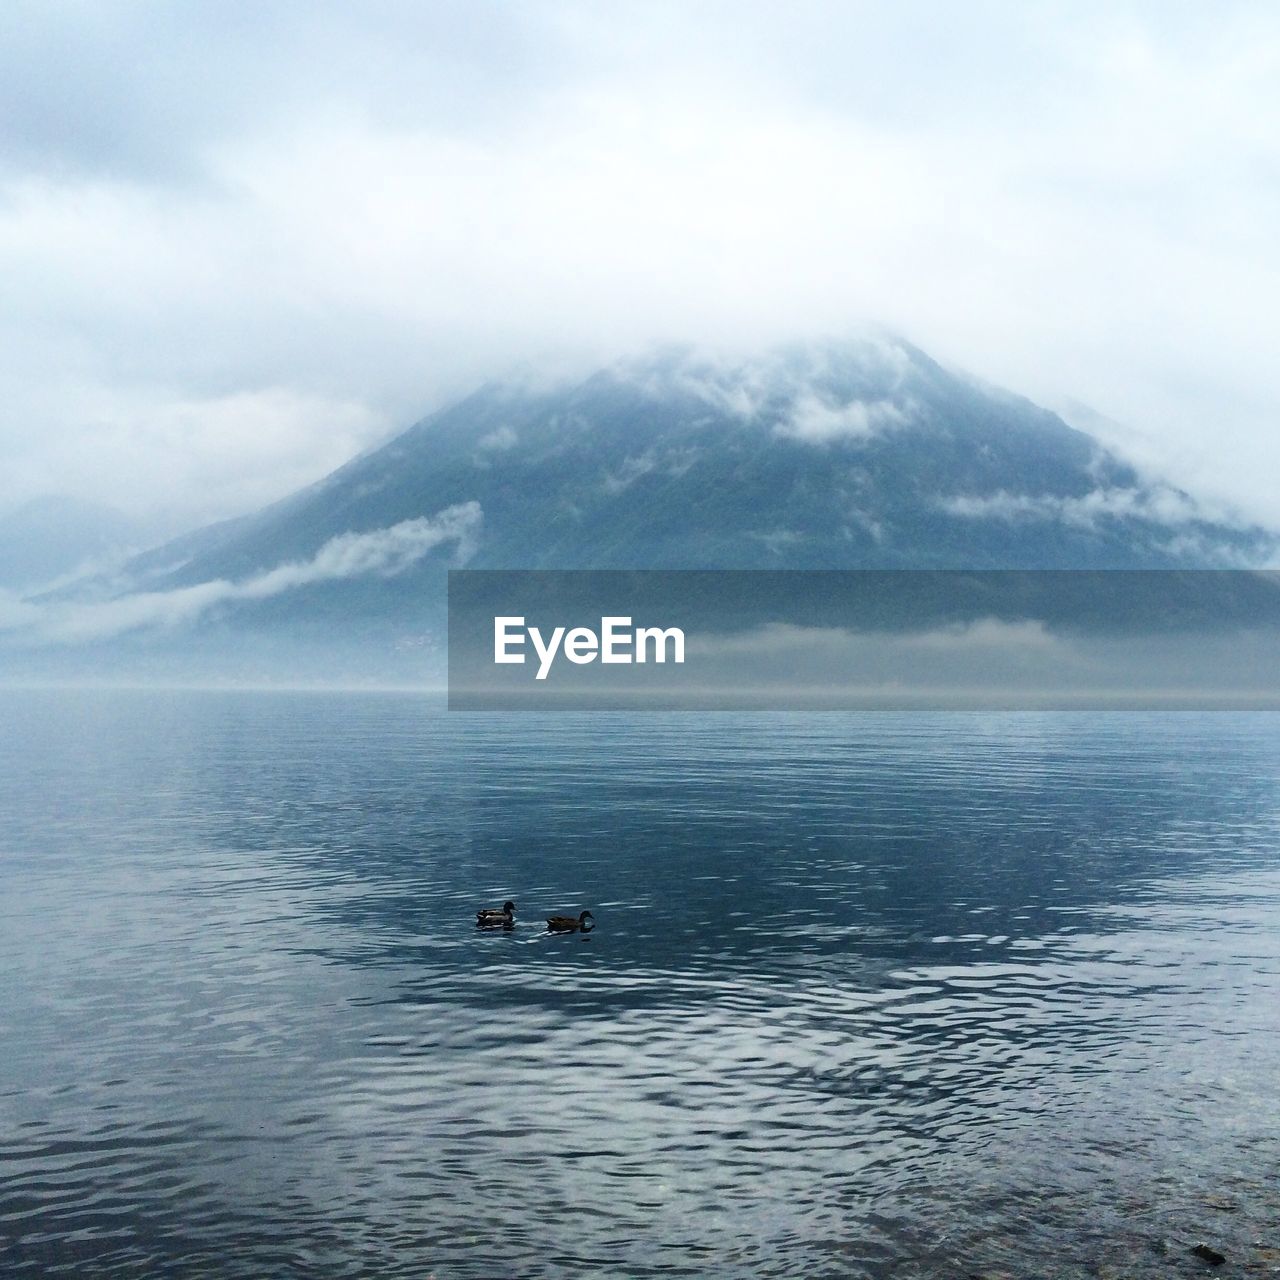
546 910 594 932
476 900 516 928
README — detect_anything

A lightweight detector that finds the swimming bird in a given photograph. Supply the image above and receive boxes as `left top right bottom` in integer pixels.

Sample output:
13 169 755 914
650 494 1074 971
476 900 516 928
546 910 594 932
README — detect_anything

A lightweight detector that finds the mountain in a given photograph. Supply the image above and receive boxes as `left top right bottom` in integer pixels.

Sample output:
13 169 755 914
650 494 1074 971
0 494 144 591
3 337 1275 680
141 337 1271 580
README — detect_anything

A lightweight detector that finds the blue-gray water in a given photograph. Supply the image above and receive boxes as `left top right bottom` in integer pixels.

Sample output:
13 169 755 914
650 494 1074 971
1 691 1278 1278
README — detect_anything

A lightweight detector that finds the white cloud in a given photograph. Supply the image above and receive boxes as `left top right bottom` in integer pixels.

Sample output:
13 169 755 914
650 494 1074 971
601 451 658 494
477 426 518 452
601 444 700 494
0 3 1278 525
613 338 919 444
774 395 911 443
2 503 480 645
620 359 773 421
939 486 1204 530
0 381 389 532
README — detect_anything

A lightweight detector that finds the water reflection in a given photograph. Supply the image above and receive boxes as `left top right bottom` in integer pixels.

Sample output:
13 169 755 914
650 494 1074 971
1 692 1278 1277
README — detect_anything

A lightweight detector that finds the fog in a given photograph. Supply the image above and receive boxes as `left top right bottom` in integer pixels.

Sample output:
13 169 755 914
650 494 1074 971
2 1 1278 532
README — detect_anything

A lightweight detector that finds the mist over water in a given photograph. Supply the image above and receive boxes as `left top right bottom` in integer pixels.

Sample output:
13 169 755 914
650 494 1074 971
1 691 1278 1277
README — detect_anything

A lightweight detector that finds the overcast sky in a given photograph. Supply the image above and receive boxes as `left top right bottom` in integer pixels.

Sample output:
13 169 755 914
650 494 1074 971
1 0 1277 532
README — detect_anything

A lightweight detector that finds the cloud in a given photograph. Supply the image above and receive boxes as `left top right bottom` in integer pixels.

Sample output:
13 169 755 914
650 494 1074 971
938 487 1278 564
689 617 1059 660
938 486 1204 530
774 394 911 443
1 2 1279 527
680 617 1075 699
0 2 569 183
748 529 807 557
897 618 1058 652
0 588 40 632
614 338 919 443
0 381 390 533
476 426 518 452
2 503 481 645
601 444 700 494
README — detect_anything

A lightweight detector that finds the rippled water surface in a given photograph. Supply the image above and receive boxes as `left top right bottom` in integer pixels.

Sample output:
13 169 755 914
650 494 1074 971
2 691 1279 1277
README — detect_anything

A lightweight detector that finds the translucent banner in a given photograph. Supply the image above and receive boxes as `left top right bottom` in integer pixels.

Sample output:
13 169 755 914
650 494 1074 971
448 570 1280 710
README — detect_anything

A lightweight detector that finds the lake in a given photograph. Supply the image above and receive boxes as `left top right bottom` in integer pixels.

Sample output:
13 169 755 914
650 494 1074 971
1 690 1278 1277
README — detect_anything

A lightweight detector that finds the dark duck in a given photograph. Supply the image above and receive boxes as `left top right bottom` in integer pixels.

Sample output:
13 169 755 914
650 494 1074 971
546 910 594 932
476 900 516 928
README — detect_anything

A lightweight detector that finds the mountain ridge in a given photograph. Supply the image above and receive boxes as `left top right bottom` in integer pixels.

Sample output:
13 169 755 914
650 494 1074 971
130 336 1274 590
2 336 1275 679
